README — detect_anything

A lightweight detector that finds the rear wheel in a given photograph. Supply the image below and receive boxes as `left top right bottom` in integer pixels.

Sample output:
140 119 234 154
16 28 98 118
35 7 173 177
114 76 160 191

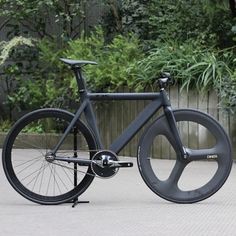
137 109 232 203
2 108 97 205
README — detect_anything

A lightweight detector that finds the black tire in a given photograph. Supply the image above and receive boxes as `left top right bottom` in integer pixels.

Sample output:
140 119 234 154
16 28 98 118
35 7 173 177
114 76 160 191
137 109 232 203
2 108 97 205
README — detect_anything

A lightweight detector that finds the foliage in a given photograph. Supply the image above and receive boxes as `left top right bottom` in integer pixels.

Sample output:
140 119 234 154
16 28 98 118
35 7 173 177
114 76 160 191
0 28 144 120
1 0 236 120
0 37 38 119
101 0 123 42
0 0 96 40
63 28 145 92
0 36 34 65
128 40 235 92
216 69 236 113
0 119 12 132
0 37 70 119
103 0 234 47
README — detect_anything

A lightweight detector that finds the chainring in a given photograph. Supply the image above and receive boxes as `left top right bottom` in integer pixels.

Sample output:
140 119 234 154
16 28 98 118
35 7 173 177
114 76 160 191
91 150 119 178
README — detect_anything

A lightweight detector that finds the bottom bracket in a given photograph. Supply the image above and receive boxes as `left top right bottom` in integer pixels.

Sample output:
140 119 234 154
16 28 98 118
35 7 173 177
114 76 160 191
91 150 119 178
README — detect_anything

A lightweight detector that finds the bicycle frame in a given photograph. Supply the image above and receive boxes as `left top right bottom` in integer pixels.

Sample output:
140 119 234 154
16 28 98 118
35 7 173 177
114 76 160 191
52 67 186 159
3 61 232 205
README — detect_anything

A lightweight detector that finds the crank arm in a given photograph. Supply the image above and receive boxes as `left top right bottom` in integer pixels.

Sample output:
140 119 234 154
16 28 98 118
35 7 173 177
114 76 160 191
54 156 92 166
54 157 133 168
109 161 133 168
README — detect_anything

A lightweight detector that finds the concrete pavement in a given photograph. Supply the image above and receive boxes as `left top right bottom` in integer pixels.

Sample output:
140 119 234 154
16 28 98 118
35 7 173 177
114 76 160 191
0 155 236 236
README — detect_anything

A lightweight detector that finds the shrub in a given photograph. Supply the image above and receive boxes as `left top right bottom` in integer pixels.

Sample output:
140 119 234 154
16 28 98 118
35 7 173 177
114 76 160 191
0 0 95 40
104 0 234 47
63 28 145 92
0 29 145 120
128 40 234 92
217 72 236 113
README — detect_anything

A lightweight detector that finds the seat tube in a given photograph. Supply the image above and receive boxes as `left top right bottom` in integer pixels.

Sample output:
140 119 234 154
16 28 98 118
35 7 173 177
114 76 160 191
84 101 103 149
73 67 103 149
161 90 187 159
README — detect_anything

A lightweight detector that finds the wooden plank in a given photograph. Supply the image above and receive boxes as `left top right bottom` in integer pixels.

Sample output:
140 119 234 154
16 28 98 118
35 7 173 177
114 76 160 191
208 90 218 120
103 102 110 149
178 88 189 148
229 115 236 159
169 86 179 159
206 90 219 148
219 109 230 137
121 87 131 156
198 92 209 149
99 102 109 149
188 89 198 149
128 100 137 157
133 100 142 157
109 101 117 148
198 92 208 113
169 86 179 109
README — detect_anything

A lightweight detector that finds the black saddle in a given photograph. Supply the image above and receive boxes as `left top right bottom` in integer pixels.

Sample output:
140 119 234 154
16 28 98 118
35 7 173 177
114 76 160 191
60 58 97 67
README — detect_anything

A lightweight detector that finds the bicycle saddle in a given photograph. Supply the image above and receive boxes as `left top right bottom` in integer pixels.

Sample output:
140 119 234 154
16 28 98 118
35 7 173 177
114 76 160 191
60 58 98 67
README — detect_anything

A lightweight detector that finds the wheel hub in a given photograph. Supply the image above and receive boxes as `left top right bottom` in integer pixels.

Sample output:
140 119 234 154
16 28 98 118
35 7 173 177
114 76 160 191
45 152 55 163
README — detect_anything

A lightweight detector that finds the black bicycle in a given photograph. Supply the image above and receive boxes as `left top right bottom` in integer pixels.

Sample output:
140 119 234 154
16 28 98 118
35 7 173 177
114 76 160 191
2 58 233 205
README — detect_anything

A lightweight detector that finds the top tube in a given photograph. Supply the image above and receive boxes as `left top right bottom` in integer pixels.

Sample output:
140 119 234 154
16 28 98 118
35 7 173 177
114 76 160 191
87 92 161 101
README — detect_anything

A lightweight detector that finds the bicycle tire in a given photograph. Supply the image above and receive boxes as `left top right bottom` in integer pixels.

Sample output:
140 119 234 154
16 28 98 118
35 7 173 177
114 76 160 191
137 109 232 203
2 108 97 205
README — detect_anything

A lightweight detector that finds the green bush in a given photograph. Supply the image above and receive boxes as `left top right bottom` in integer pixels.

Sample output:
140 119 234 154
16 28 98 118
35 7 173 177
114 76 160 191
0 37 71 119
0 38 37 119
1 29 236 120
0 29 145 121
0 0 92 40
128 40 235 92
63 28 145 92
104 0 234 47
217 72 236 113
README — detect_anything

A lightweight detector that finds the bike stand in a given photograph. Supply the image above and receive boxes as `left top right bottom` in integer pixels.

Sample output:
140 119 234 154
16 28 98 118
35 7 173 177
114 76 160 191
69 128 90 208
66 197 89 208
72 199 89 208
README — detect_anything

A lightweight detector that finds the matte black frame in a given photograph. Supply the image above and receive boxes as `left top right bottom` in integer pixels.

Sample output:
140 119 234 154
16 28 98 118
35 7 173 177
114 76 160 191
52 67 186 158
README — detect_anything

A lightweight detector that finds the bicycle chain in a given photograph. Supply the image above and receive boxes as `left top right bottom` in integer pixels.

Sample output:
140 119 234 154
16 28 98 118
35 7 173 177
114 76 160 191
48 149 117 179
51 161 96 177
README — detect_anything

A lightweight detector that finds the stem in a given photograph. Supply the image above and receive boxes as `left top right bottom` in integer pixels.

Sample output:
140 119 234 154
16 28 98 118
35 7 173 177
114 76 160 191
4 75 12 120
109 0 122 32
72 21 85 39
0 18 11 32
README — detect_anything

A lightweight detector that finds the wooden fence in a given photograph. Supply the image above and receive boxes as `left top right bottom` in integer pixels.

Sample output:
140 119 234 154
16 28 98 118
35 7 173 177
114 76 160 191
93 86 236 158
0 86 235 159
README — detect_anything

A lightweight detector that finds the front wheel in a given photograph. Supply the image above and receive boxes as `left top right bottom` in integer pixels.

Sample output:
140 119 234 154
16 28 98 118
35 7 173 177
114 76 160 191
2 108 97 205
137 109 232 203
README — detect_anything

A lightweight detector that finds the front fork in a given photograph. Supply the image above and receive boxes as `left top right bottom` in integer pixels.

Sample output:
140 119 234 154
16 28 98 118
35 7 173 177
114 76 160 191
161 90 188 160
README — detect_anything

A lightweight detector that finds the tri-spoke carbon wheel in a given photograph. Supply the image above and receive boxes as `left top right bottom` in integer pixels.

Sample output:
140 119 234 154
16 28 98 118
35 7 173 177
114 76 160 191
137 109 232 203
2 109 97 205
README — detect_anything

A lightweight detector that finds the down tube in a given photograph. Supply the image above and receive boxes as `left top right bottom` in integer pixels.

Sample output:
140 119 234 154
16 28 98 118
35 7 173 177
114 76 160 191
109 99 162 154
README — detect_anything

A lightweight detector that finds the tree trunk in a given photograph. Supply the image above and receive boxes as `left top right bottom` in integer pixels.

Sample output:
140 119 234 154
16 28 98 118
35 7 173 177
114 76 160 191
229 0 236 17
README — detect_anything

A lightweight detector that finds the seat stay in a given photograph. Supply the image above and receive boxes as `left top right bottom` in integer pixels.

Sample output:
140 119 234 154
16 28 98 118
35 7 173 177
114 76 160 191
51 100 88 154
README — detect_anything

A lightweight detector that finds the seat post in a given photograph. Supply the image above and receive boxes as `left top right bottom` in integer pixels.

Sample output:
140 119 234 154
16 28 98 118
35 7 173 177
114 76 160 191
72 66 87 100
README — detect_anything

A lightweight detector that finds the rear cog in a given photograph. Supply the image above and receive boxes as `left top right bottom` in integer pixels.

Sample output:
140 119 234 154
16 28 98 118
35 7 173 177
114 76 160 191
91 150 119 178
